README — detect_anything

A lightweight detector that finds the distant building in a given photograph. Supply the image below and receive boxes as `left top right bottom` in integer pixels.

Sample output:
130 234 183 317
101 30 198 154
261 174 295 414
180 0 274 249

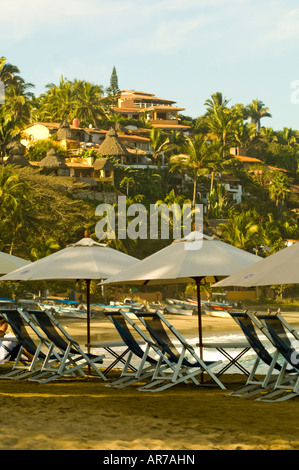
21 120 151 159
112 90 190 133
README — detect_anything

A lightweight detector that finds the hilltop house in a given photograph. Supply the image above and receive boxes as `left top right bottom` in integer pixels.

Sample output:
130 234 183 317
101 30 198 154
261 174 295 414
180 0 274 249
30 148 115 185
21 120 151 160
112 90 190 133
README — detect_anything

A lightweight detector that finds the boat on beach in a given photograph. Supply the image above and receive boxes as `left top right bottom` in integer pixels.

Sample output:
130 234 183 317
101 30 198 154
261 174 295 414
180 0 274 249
165 305 195 316
201 304 232 318
188 298 234 311
37 299 95 319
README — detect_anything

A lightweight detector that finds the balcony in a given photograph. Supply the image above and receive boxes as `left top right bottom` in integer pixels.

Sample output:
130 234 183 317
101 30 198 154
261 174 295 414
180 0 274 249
150 119 179 126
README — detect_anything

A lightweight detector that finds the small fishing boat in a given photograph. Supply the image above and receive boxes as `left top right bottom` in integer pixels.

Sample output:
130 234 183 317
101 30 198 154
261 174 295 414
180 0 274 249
166 298 196 308
201 304 232 319
165 305 195 316
38 301 94 319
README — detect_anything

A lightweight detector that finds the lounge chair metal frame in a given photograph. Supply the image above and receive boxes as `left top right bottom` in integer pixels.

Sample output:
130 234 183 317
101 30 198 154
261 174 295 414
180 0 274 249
25 309 106 383
250 312 299 402
229 311 285 397
0 309 59 380
122 310 225 391
105 310 173 388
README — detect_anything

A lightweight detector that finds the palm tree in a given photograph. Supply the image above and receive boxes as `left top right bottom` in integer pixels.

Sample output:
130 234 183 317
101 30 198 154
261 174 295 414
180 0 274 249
170 134 210 207
0 111 20 162
276 127 298 148
218 211 259 251
30 237 60 261
268 172 291 209
204 92 230 115
149 127 174 163
36 77 107 126
234 121 258 151
246 99 272 131
256 215 283 255
0 57 22 87
120 176 136 196
208 183 233 219
259 127 278 144
0 165 34 253
4 79 35 125
206 106 239 158
44 76 76 121
72 80 105 127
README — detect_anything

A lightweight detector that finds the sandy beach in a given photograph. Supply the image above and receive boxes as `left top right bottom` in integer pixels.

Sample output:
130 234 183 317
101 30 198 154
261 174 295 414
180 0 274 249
1 311 299 451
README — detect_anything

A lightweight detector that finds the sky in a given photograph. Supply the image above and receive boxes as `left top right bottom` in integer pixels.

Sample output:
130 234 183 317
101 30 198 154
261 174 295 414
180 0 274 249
2 0 299 130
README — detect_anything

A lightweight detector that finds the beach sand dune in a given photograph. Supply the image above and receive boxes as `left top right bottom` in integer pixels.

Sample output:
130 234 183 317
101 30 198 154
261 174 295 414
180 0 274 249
1 311 299 450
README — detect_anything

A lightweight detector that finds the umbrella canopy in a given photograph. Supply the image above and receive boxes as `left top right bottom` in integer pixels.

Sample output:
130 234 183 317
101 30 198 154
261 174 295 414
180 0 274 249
0 251 30 275
213 241 299 288
0 234 139 351
102 231 261 357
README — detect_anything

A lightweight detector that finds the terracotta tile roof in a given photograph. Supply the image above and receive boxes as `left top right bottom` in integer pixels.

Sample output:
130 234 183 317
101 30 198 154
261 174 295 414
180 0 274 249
143 105 185 111
151 123 190 129
113 107 143 113
120 90 175 103
234 155 262 163
118 134 150 142
267 165 292 173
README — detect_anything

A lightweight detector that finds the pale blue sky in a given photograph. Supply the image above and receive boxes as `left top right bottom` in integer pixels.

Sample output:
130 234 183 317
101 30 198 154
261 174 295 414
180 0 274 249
2 0 299 130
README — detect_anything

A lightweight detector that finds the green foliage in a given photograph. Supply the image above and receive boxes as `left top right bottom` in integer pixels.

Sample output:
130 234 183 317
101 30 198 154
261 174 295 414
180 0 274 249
1 56 299 269
26 139 67 162
0 165 97 258
33 76 105 127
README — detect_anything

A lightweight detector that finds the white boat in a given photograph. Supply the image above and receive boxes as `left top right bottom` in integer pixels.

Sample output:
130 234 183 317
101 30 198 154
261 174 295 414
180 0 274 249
56 309 92 319
148 303 166 311
201 304 231 319
38 302 94 319
123 298 144 308
165 305 194 316
166 298 196 308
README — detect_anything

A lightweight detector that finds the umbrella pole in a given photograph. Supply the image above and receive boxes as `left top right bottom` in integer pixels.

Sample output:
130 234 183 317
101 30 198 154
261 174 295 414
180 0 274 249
86 279 91 375
194 276 203 359
194 276 204 383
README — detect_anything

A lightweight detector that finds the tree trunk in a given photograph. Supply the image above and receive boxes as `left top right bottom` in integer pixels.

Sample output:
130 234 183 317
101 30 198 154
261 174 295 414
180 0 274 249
192 179 196 208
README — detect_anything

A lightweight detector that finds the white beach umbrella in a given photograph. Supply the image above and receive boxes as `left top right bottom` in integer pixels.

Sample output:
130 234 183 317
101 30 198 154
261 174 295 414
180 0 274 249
102 231 261 358
0 233 139 349
0 251 30 275
213 241 299 288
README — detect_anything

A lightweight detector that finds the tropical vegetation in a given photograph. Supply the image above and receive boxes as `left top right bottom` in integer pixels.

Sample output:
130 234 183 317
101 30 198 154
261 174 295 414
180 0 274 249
1 57 299 300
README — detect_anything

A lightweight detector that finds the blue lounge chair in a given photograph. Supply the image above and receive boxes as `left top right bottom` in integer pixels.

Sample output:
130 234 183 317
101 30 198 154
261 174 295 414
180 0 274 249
25 309 106 383
252 312 299 401
105 310 171 388
229 311 285 397
123 310 224 391
0 309 53 380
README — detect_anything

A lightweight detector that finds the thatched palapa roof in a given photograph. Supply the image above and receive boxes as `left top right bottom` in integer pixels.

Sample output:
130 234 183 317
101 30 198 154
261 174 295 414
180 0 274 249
5 151 31 167
37 149 68 169
97 128 129 157
57 120 73 141
93 158 114 171
6 141 26 155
